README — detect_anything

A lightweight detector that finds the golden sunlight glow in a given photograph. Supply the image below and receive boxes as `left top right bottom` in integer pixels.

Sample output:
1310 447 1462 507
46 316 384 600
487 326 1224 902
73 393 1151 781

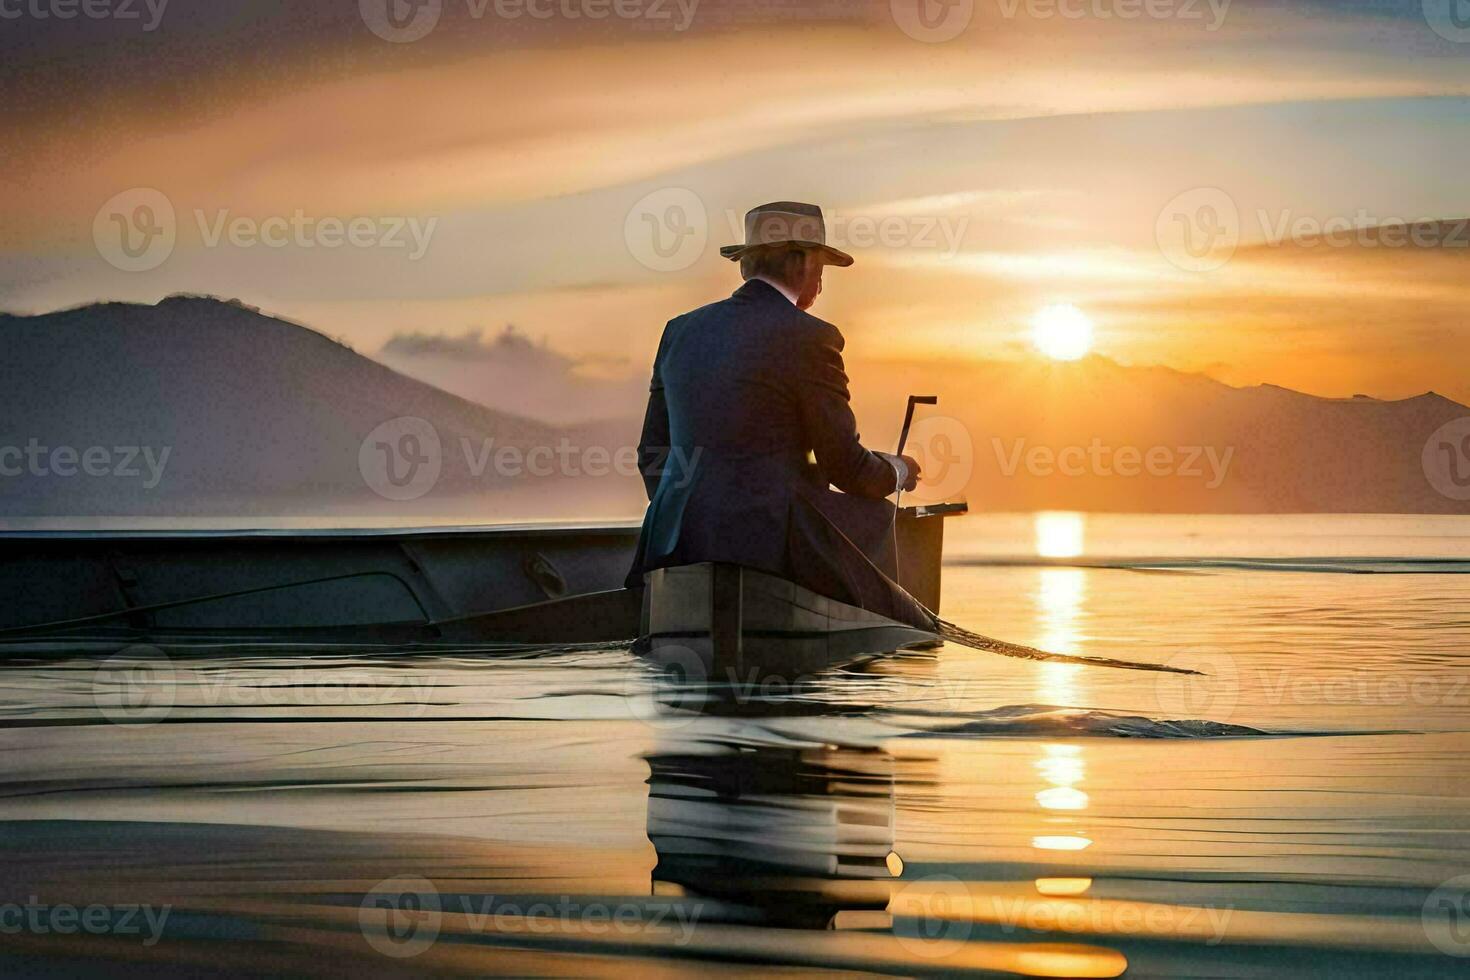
1035 877 1094 897
1032 834 1093 851
1031 304 1094 361
1012 945 1127 978
1034 512 1085 559
1032 744 1091 857
1036 565 1087 705
1036 745 1087 795
1036 786 1090 810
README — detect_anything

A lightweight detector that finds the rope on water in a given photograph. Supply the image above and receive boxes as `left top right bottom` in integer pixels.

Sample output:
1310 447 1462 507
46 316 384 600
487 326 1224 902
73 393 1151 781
933 618 1203 675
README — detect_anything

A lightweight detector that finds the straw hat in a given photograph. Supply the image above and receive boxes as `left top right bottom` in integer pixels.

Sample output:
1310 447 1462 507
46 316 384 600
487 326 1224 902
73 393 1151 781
719 201 853 267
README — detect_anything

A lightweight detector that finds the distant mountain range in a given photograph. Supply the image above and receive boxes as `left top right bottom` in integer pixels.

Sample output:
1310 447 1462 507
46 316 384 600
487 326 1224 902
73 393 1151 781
849 356 1470 514
0 296 643 520
1 295 1465 520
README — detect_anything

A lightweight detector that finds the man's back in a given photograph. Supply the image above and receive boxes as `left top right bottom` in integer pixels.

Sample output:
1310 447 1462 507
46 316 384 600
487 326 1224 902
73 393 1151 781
630 277 904 587
654 279 816 464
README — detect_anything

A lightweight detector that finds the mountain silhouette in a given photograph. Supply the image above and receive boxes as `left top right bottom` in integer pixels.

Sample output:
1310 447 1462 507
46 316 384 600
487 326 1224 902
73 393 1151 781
2 296 1465 520
0 296 643 520
850 355 1470 514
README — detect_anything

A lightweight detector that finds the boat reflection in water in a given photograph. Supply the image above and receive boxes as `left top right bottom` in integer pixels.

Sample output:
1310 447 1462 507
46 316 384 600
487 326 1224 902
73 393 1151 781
646 742 900 930
636 665 1132 977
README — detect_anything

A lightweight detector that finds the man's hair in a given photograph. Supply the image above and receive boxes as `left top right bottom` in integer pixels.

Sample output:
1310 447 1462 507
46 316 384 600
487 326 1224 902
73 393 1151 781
740 245 809 285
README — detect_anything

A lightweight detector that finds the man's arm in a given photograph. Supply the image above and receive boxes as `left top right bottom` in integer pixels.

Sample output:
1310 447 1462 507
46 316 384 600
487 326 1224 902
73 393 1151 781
797 320 905 500
636 339 670 501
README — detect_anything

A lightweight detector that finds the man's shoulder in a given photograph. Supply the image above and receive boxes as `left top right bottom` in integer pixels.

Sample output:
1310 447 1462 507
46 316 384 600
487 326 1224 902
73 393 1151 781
665 289 844 347
663 291 744 334
790 308 844 350
746 302 844 356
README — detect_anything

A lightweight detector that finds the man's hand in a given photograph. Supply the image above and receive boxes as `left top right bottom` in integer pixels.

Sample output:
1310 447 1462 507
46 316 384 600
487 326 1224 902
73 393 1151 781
875 451 923 494
898 454 922 492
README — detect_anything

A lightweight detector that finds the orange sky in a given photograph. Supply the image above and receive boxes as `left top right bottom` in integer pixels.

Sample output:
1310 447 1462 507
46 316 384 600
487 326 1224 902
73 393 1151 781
2 1 1468 405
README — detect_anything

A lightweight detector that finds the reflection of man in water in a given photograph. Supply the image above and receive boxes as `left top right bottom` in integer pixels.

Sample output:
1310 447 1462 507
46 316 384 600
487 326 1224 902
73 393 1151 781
646 744 898 929
628 202 932 629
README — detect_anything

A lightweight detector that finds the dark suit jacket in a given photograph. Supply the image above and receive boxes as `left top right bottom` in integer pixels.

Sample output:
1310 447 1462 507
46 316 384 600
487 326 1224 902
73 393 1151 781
628 279 933 629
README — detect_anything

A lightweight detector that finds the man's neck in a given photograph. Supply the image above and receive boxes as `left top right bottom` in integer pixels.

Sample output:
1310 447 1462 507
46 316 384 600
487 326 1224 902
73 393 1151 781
751 275 800 307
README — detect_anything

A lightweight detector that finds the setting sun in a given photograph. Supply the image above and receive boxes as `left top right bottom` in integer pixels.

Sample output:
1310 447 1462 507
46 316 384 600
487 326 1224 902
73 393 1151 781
1032 304 1094 361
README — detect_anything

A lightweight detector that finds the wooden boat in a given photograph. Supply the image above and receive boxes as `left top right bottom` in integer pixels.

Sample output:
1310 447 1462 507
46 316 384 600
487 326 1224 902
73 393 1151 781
0 503 966 661
641 563 939 682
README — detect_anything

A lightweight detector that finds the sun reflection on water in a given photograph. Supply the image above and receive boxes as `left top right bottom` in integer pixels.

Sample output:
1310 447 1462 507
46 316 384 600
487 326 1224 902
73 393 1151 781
1036 786 1089 810
1035 568 1087 708
1032 743 1092 855
1034 511 1085 558
1034 513 1090 712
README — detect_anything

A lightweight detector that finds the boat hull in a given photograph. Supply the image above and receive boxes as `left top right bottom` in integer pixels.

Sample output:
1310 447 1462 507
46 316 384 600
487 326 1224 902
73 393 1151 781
641 562 937 682
0 504 964 652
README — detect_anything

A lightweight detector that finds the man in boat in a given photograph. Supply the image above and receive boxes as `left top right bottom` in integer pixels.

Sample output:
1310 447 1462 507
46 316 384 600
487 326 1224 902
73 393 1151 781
628 201 934 630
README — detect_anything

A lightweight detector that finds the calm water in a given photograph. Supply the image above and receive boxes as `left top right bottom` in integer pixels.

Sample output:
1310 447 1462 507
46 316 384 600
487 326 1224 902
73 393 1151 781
2 514 1469 977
